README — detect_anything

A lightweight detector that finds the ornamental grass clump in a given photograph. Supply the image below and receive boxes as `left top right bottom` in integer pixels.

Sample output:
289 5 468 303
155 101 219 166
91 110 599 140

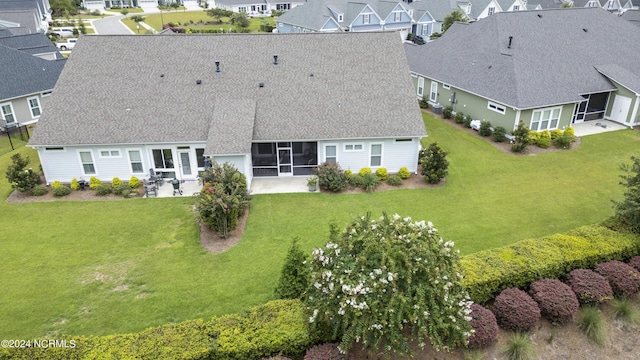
492 288 540 332
501 332 535 360
467 303 498 349
305 213 473 356
595 260 640 297
610 297 640 326
578 306 607 346
567 269 613 306
528 278 579 325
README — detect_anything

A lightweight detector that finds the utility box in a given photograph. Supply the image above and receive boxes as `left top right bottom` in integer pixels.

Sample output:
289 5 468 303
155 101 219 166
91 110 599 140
432 104 443 114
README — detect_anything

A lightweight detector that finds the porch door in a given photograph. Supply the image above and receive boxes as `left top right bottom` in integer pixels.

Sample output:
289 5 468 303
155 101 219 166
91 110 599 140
572 99 587 124
178 151 192 178
277 145 292 176
610 95 632 123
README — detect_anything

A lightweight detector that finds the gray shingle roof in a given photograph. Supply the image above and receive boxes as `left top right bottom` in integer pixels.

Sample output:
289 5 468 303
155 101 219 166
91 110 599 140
205 99 255 155
29 33 426 153
215 0 267 5
0 34 65 101
0 9 40 33
408 0 461 22
0 32 60 57
524 0 565 9
621 8 640 25
595 64 640 94
404 8 639 109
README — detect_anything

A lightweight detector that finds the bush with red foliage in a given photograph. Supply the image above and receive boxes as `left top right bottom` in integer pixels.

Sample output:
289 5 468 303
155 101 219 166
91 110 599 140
595 260 640 297
304 343 345 360
492 288 541 332
529 279 579 324
261 357 292 360
467 303 498 349
567 269 614 305
629 256 640 273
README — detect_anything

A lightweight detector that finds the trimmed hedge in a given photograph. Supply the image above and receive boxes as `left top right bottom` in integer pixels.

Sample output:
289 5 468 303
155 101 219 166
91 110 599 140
1 300 312 360
461 225 640 303
595 260 640 297
529 279 579 325
467 304 498 349
493 288 540 332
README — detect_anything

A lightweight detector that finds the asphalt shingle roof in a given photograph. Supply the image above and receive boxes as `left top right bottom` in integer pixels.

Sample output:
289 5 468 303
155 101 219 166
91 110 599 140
0 32 61 57
29 33 426 152
404 8 640 109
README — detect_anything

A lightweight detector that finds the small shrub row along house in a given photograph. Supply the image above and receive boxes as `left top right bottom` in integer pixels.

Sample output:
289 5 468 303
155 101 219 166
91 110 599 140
405 8 640 132
28 32 426 189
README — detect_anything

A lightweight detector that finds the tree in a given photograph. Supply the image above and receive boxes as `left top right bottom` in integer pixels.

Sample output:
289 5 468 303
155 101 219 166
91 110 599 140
306 213 473 355
206 8 232 22
50 0 77 17
511 120 529 153
274 238 309 300
121 9 129 17
441 9 468 33
5 154 40 193
612 156 640 232
230 12 250 31
420 142 449 184
130 15 145 23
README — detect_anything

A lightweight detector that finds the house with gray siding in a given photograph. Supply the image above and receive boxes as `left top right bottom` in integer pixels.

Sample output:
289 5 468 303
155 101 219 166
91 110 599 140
28 32 426 189
405 8 640 133
0 32 65 131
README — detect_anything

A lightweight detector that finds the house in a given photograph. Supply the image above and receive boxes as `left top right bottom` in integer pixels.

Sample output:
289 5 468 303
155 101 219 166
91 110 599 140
0 0 52 34
525 0 566 10
405 8 640 133
276 0 415 38
28 32 426 189
622 8 640 25
214 0 305 16
0 32 65 130
572 0 624 12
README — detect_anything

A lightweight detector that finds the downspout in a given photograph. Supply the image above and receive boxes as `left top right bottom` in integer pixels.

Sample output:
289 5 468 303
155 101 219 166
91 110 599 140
629 93 640 128
514 109 521 131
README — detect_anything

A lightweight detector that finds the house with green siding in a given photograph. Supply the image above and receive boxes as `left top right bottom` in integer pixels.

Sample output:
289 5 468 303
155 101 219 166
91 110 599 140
404 8 640 132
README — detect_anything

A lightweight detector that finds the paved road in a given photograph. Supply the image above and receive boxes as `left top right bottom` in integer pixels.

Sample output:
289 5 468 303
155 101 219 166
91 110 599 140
92 14 133 35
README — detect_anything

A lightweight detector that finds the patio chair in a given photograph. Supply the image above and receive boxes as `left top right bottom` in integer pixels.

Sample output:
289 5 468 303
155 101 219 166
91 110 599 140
143 179 158 197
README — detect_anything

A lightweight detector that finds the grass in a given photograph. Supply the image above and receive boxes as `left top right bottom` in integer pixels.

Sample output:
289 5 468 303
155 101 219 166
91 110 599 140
0 133 29 157
1 113 639 339
610 297 640 326
578 306 608 346
135 10 275 32
500 332 536 360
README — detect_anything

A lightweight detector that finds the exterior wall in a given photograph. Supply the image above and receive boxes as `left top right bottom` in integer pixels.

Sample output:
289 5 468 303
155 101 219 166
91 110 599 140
416 22 433 36
519 103 574 131
1 92 51 127
382 8 412 30
604 79 639 125
211 155 246 174
317 137 421 174
476 0 502 18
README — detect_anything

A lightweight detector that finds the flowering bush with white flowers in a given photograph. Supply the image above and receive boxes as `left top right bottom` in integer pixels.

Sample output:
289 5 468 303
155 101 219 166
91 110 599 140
305 213 474 356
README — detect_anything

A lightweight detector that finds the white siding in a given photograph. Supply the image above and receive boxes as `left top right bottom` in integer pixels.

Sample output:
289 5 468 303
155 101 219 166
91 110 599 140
211 155 246 174
317 138 420 174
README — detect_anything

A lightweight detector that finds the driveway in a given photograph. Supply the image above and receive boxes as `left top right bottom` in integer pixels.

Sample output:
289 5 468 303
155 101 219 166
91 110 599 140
92 14 133 35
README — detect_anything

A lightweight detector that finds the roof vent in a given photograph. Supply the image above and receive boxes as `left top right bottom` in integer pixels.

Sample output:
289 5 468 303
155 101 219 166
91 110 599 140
160 73 165 78
310 73 314 77
215 60 221 73
537 13 542 17
259 82 264 88
273 54 278 65
507 36 513 49
196 79 202 85
488 65 492 69
583 28 588 32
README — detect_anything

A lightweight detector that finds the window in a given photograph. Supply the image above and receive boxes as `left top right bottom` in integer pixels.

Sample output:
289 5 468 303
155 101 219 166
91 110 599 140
488 7 495 15
417 77 424 97
344 143 363 151
79 151 96 175
394 11 401 22
370 144 382 167
128 150 143 173
421 25 428 36
443 83 450 89
28 97 41 118
41 91 52 97
45 147 64 151
466 4 472 14
99 149 120 158
513 5 519 10
325 144 337 164
1 103 15 124
530 107 561 131
196 148 205 167
363 13 370 24
395 138 413 142
238 6 247 12
430 81 438 102
487 101 506 115
607 0 614 7
338 14 343 22
152 149 174 169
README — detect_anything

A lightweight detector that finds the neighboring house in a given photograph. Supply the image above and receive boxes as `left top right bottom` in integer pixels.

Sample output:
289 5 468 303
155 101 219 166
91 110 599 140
525 0 566 10
621 8 640 24
28 33 426 189
215 0 305 16
572 0 624 11
82 0 165 11
0 0 52 33
405 8 640 134
0 32 65 130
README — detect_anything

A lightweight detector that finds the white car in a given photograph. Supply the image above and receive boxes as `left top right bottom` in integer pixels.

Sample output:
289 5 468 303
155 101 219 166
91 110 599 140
52 28 74 37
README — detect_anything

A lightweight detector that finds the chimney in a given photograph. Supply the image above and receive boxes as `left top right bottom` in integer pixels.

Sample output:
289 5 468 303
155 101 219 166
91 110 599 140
215 60 221 73
273 54 278 65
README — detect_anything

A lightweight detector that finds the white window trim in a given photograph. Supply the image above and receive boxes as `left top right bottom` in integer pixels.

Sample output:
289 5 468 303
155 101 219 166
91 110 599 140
487 101 506 115
0 102 16 124
443 83 450 89
421 25 428 36
394 138 413 143
429 81 438 102
344 143 364 152
98 149 122 158
27 96 41 119
338 14 344 22
78 150 97 176
45 147 65 151
41 91 52 97
127 148 145 175
324 143 338 163
363 13 370 24
513 5 520 10
417 77 424 97
369 143 383 168
394 11 401 22
530 106 562 131
488 6 495 15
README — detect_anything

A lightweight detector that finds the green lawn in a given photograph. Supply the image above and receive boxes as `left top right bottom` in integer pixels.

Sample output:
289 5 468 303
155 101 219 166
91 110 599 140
137 10 275 32
1 113 637 339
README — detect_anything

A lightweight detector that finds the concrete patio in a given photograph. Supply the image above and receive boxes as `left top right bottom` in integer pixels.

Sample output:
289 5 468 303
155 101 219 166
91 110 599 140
148 176 315 198
572 120 630 137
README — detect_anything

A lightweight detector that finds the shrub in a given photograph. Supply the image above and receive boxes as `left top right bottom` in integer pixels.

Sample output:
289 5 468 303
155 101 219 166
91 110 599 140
32 185 48 196
550 129 563 140
71 177 80 191
612 156 640 233
95 184 112 196
464 115 473 128
89 176 102 190
467 304 498 349
358 167 372 177
398 167 411 179
113 183 132 197
511 121 529 153
129 176 141 189
112 177 122 187
386 174 402 186
493 126 507 142
479 121 492 137
455 111 465 124
344 169 353 178
52 185 71 197
420 142 449 184
51 180 64 189
375 167 388 180
567 269 613 306
419 96 429 109
5 153 40 192
553 133 573 149
303 343 345 360
361 172 379 192
537 130 551 148
629 256 640 272
578 307 607 346
528 278 579 324
274 238 309 300
493 288 540 332
500 332 535 360
564 126 575 139
595 260 640 297
442 105 453 119
315 162 348 193
527 130 540 145
349 174 364 188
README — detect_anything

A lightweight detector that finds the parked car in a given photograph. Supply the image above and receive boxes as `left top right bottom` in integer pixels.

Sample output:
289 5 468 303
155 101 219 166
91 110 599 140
51 28 74 37
56 38 77 51
412 35 426 45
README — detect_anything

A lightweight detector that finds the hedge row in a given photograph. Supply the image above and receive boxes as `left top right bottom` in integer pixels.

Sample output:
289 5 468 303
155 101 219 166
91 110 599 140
461 225 640 303
0 300 312 360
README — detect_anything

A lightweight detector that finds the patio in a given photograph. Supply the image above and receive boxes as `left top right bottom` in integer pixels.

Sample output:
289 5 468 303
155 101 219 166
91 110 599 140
572 120 630 137
148 176 314 198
